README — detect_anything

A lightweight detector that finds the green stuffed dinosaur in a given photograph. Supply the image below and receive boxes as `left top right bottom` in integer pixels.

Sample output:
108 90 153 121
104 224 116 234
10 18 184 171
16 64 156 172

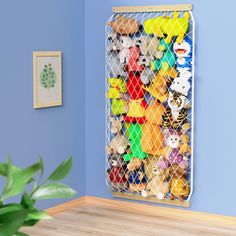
123 123 147 161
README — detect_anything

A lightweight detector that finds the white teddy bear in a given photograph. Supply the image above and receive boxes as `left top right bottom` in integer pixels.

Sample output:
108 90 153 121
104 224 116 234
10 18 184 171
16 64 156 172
170 77 191 96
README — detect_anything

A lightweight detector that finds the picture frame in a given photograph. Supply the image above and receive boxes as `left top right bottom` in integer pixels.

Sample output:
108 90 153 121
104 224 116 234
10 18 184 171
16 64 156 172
33 51 62 109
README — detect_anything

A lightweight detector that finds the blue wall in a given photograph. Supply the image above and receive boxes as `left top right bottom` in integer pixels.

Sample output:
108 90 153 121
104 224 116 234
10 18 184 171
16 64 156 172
0 0 85 209
85 0 236 217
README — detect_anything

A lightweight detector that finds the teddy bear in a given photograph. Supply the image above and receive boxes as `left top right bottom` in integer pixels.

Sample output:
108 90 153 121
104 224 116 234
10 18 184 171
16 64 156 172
162 91 190 131
170 72 191 96
141 156 170 199
106 116 129 155
170 164 190 201
119 36 133 64
107 154 127 191
143 67 178 103
123 123 147 161
107 15 140 35
141 100 166 156
124 72 148 124
125 158 147 193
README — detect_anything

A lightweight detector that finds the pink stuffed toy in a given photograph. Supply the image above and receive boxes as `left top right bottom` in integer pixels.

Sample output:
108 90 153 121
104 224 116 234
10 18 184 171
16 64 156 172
127 46 144 73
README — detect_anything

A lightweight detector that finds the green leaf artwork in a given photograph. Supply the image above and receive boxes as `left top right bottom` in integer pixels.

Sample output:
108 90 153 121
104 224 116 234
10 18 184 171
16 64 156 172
40 63 57 89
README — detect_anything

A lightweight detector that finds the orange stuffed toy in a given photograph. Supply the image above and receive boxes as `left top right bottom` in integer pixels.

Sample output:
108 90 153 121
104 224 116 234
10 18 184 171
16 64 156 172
141 100 166 155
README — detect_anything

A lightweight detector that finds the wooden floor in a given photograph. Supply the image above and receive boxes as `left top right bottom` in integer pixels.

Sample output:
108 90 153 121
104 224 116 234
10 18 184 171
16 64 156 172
23 204 236 236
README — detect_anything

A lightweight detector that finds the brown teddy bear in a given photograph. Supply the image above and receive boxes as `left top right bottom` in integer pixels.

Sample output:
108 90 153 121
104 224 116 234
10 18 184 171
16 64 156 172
141 156 170 199
125 158 147 193
170 164 190 201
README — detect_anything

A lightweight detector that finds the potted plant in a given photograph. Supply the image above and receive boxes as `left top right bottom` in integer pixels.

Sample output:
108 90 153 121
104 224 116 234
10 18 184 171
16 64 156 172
0 156 77 236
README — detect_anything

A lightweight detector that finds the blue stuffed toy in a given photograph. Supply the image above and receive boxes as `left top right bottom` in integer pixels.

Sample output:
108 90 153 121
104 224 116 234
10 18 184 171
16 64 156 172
173 38 192 71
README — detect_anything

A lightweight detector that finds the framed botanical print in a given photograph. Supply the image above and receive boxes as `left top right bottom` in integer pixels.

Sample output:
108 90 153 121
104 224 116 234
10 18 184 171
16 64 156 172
33 51 62 108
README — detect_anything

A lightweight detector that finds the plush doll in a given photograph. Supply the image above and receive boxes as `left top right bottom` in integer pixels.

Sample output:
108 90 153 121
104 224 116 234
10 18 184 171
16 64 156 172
111 99 128 116
127 46 144 72
141 100 166 156
143 67 178 103
142 156 170 199
170 76 191 96
150 39 175 72
107 15 140 35
177 68 192 80
107 32 121 54
125 158 147 193
107 154 127 191
173 38 192 71
123 123 147 161
106 116 129 155
119 36 133 64
144 12 190 44
179 133 191 157
162 92 190 131
124 72 148 124
107 54 127 78
140 67 156 85
170 164 190 200
107 77 127 99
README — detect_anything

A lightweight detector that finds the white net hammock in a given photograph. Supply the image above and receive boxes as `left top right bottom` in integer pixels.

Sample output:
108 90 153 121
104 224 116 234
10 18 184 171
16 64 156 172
105 9 195 204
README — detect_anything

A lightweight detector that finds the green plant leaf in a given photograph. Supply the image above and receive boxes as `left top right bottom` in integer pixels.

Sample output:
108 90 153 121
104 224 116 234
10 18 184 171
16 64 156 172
0 204 24 216
25 210 52 221
2 161 42 200
32 183 76 199
48 157 73 181
21 193 35 210
3 157 14 196
0 209 28 236
38 155 44 179
15 232 29 236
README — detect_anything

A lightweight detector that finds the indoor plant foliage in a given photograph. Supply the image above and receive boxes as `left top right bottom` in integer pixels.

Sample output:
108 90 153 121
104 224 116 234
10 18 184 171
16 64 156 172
0 156 76 236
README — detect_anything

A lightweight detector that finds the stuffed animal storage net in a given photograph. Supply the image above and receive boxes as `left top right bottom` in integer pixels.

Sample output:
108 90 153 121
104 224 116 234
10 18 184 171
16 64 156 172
105 5 195 206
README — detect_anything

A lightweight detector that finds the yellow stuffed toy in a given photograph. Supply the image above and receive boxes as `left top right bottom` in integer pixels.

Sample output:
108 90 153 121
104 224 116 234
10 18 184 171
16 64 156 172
144 12 190 44
107 78 127 99
179 133 191 157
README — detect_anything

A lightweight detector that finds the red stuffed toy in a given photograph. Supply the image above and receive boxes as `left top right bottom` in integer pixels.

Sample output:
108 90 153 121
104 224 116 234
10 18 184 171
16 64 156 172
125 72 148 124
127 46 144 72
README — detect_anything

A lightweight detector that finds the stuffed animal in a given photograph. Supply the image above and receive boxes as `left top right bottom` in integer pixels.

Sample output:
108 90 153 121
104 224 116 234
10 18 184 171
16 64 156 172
140 67 156 85
107 15 140 35
107 54 127 78
107 154 127 191
107 32 121 54
123 123 147 161
125 158 147 193
107 78 127 99
111 99 128 116
144 12 190 44
142 156 170 199
162 92 190 131
127 46 144 72
177 68 192 80
150 39 175 72
170 76 191 96
170 164 190 200
143 67 178 103
179 133 191 157
124 72 148 124
106 116 129 155
141 100 166 156
119 36 133 64
173 38 192 71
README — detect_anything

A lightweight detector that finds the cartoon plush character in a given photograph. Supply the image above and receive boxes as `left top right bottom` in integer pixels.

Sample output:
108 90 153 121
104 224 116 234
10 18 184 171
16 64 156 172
124 72 148 124
141 100 166 156
111 99 127 116
106 116 129 155
144 12 190 44
162 92 190 131
107 54 127 78
143 67 178 103
170 164 190 200
173 38 192 71
127 46 144 72
119 36 133 64
107 77 127 99
142 156 170 199
170 76 191 96
179 133 191 158
107 15 140 35
123 123 147 161
125 158 147 193
150 39 175 72
177 68 192 80
107 154 127 191
107 32 121 54
140 67 156 85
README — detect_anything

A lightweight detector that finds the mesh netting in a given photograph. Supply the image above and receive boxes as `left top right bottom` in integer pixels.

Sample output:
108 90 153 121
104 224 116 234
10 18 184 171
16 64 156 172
105 10 194 203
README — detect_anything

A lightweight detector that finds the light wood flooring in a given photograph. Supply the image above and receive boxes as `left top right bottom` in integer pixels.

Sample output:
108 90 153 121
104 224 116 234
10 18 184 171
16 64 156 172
23 204 236 236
